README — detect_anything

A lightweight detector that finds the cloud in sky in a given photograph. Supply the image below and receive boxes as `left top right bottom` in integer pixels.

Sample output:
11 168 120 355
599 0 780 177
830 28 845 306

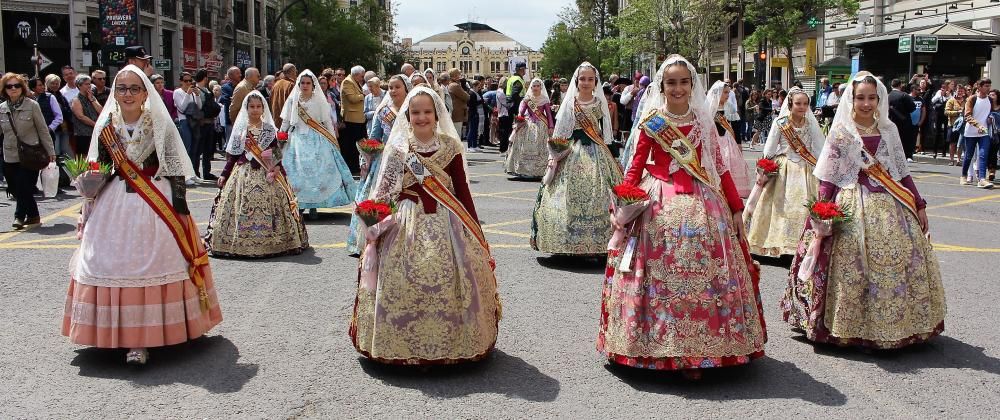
394 0 566 50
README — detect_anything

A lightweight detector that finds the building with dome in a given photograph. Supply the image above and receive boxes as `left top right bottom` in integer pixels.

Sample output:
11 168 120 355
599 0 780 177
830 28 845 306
403 22 543 78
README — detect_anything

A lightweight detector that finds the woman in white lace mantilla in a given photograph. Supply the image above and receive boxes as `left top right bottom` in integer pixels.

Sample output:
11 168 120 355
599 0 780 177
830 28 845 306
349 86 500 365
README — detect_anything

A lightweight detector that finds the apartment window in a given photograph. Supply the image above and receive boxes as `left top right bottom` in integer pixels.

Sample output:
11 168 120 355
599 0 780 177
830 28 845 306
254 1 262 35
181 1 195 24
162 0 177 18
265 6 277 37
200 5 212 28
234 0 249 32
140 0 155 14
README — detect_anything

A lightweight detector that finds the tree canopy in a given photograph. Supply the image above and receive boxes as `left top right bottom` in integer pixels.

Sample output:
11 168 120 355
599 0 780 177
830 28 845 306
281 0 389 72
538 7 600 79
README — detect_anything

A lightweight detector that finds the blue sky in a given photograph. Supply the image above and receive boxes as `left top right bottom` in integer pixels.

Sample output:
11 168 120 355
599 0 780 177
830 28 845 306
394 0 565 50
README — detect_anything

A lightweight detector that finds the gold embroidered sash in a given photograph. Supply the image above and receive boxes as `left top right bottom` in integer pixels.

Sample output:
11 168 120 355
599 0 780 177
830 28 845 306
573 102 622 176
778 120 818 166
715 114 735 138
639 111 717 192
97 123 211 312
405 151 491 255
297 106 340 151
244 132 300 221
380 108 396 126
861 148 918 217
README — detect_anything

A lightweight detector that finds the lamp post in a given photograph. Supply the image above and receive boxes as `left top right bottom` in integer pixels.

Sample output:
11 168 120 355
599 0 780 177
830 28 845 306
267 0 309 74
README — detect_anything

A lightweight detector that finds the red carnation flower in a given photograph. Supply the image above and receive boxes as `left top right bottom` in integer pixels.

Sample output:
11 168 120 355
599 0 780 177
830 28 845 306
613 183 649 205
516 115 526 122
89 161 101 171
358 139 385 154
756 158 780 174
277 131 289 141
356 199 396 225
805 199 852 223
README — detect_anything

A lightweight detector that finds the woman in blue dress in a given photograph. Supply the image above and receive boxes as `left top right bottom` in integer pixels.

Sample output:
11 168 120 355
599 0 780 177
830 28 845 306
279 69 357 219
347 74 411 255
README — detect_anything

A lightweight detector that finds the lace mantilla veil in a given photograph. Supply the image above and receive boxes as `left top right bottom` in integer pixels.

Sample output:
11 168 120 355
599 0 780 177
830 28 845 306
88 64 195 179
369 86 464 200
280 69 334 133
226 90 276 156
761 87 826 160
522 78 551 107
814 71 909 187
552 62 614 143
373 74 413 117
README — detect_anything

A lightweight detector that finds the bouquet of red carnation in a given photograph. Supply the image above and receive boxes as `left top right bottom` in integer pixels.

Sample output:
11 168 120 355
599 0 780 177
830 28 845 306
756 158 780 176
548 137 570 153
356 199 396 226
358 139 384 154
608 182 651 271
66 157 112 200
277 131 289 141
797 198 853 281
515 115 526 123
613 183 649 205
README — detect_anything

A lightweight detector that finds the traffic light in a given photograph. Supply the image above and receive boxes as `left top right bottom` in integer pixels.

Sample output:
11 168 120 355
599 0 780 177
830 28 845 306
758 51 767 61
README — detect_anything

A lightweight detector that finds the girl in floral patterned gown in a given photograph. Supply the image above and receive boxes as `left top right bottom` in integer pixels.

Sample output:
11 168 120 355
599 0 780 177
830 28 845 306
531 62 623 255
598 55 766 379
505 78 554 178
349 86 501 365
744 87 825 257
347 74 411 256
782 72 946 349
205 91 309 258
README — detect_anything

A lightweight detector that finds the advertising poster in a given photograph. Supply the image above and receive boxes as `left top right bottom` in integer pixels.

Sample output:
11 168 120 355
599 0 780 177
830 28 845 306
99 0 139 64
1 11 71 76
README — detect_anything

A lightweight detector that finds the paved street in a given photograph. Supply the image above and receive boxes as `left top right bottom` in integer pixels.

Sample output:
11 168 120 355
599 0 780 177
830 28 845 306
0 150 998 418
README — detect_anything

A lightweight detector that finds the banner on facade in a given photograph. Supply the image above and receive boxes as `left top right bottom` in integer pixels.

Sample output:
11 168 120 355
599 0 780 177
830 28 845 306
99 0 139 64
805 38 817 76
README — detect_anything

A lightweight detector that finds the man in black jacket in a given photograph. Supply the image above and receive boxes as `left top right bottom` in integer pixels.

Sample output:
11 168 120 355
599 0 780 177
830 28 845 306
888 78 917 160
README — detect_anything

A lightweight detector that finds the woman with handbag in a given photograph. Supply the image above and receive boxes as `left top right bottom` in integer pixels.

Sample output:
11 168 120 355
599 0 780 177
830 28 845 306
945 85 967 166
0 72 56 229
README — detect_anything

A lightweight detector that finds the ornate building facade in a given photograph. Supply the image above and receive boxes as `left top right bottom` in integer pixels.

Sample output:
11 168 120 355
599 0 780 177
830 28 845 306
404 22 543 78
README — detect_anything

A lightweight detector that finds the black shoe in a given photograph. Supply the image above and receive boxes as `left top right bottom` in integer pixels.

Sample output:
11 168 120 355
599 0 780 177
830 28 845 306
203 173 219 181
12 217 24 230
22 216 41 228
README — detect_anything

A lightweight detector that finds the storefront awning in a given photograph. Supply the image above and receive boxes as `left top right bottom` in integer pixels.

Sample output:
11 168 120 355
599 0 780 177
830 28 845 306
846 23 1000 45
815 56 851 71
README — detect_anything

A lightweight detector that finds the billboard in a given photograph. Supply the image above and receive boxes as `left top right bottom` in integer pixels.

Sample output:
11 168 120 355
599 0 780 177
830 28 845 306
99 0 139 65
1 11 71 76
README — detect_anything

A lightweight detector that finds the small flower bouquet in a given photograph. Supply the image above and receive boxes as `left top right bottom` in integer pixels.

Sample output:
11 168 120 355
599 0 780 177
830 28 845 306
548 137 571 154
356 199 395 226
515 115 526 123
65 157 112 200
277 131 289 142
797 198 853 281
358 139 384 155
756 157 780 177
357 199 398 290
608 182 652 272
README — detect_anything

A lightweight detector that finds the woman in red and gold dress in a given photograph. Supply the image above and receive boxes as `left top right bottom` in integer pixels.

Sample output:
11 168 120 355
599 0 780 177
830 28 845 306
598 55 766 378
349 86 501 365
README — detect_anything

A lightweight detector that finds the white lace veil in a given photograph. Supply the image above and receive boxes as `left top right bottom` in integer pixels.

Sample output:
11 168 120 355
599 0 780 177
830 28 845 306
762 87 826 159
370 86 463 199
552 62 614 143
373 74 412 117
423 68 439 91
814 71 909 187
638 55 722 183
88 64 194 179
226 90 275 155
523 77 550 107
280 69 333 131
705 80 728 114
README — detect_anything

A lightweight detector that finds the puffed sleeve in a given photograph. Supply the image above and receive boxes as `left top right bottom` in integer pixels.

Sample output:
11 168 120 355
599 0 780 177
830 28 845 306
447 153 480 223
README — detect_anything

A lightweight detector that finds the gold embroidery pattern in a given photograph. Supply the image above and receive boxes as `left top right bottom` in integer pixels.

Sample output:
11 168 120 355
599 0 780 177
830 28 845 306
825 190 946 343
532 103 622 254
745 155 819 257
601 177 765 358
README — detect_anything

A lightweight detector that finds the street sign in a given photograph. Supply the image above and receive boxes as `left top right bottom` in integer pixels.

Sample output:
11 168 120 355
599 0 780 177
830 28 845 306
31 51 54 71
898 35 912 53
914 35 938 53
152 59 171 71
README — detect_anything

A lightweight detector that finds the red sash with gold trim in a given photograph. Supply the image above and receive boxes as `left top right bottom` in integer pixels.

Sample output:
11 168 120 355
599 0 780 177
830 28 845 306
778 121 819 166
297 106 340 151
380 108 396 127
715 114 735 138
244 132 300 221
97 124 211 312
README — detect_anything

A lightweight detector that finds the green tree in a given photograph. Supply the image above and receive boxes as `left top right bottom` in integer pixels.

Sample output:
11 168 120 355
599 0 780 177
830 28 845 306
538 7 600 78
744 0 859 77
282 0 385 71
611 0 734 70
